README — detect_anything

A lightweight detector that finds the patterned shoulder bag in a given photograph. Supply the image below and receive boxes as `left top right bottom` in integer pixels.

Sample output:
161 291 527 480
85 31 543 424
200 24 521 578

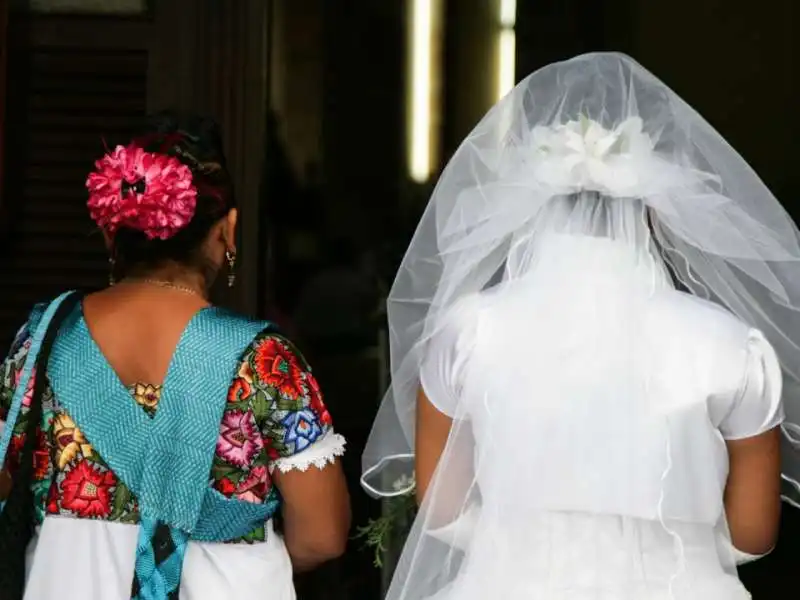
0 292 83 599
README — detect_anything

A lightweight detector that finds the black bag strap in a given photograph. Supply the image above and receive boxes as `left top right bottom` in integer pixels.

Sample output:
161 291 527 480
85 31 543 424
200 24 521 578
0 291 84 599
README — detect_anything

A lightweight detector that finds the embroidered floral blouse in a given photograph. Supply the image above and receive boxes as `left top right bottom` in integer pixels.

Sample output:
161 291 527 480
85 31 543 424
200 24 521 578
0 322 345 544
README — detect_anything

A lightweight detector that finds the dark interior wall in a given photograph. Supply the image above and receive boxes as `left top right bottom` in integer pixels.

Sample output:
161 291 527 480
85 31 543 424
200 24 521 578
441 0 496 160
0 0 8 225
321 0 405 243
516 0 610 76
0 13 151 347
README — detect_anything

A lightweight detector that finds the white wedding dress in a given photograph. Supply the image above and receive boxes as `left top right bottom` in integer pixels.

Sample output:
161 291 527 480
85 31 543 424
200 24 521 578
408 235 783 600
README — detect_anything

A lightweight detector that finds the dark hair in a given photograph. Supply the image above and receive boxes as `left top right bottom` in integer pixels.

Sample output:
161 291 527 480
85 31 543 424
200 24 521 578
558 192 686 290
110 111 235 281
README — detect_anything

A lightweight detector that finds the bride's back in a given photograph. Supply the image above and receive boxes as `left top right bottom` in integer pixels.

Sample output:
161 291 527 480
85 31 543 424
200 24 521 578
450 271 760 524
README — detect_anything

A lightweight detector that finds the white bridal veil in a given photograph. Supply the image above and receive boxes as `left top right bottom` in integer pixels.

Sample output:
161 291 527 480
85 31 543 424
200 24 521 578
362 52 800 598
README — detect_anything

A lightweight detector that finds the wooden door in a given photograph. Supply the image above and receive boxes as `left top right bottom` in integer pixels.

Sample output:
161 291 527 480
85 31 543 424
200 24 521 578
0 14 151 347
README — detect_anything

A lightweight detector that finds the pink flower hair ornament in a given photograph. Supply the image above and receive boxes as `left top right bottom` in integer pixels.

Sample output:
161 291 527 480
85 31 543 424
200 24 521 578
86 143 198 240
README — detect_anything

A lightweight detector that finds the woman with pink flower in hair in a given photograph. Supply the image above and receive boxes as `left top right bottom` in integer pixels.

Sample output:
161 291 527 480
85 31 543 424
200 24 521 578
0 112 350 600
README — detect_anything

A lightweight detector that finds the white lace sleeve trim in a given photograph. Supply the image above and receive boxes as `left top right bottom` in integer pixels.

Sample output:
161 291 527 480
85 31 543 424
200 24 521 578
271 430 347 474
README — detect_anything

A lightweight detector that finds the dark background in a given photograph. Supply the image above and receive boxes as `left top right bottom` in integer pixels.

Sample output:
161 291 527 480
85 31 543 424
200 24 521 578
0 0 796 597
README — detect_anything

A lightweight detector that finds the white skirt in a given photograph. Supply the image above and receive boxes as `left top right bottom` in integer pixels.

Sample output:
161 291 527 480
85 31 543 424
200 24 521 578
424 512 751 600
24 516 296 600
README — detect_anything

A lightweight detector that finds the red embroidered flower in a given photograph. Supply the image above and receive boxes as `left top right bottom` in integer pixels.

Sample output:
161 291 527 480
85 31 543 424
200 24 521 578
60 461 116 518
32 428 50 481
215 477 237 496
235 465 269 504
86 143 197 240
265 442 281 461
306 373 332 426
7 433 26 470
46 483 59 515
254 338 305 398
227 377 253 403
33 450 50 481
5 428 44 472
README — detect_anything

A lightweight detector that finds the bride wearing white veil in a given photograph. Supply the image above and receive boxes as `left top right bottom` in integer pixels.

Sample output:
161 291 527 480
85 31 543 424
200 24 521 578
362 52 800 599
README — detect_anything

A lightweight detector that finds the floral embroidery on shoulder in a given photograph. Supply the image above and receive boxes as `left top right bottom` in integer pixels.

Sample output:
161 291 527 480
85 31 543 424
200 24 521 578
254 337 306 398
205 331 342 541
247 333 334 457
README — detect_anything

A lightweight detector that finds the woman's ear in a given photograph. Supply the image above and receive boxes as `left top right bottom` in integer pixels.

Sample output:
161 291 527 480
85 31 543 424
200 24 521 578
224 208 238 252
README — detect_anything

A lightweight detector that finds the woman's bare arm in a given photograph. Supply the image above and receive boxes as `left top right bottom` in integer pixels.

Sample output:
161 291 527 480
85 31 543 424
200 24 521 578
415 387 454 504
724 426 782 555
273 460 351 572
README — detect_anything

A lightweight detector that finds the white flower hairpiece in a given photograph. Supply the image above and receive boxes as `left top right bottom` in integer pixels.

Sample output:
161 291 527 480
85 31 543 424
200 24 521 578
527 116 656 197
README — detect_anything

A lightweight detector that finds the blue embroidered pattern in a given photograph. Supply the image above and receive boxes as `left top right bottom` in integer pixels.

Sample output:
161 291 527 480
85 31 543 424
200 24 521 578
39 304 282 599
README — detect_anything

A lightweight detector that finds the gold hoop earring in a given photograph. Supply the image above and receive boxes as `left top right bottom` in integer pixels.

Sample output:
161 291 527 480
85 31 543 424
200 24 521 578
226 249 236 288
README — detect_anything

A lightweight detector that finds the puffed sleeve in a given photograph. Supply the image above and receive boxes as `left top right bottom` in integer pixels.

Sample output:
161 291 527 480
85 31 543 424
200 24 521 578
718 330 784 440
245 332 346 473
418 296 479 418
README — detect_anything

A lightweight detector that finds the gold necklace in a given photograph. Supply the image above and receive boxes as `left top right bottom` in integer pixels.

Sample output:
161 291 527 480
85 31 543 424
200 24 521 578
128 278 205 298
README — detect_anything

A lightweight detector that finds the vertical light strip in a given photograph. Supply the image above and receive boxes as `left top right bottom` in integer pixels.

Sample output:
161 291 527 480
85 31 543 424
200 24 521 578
497 29 516 101
499 0 516 26
408 0 434 183
496 0 516 101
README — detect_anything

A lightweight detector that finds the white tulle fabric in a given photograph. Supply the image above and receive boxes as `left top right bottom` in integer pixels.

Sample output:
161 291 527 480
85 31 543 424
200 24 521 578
361 52 800 599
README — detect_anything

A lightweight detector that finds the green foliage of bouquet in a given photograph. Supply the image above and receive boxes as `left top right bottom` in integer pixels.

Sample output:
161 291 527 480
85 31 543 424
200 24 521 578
355 475 418 568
